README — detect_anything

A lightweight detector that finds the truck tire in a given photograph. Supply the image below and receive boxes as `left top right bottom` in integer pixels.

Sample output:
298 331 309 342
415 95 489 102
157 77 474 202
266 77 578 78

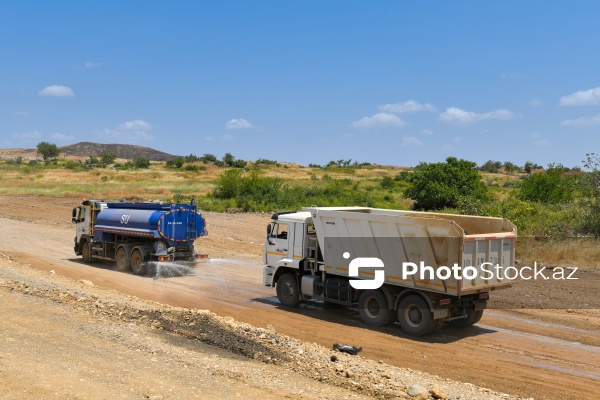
358 290 394 327
81 242 92 263
397 294 436 336
449 309 483 327
472 309 484 324
115 247 131 271
276 273 300 308
130 249 146 275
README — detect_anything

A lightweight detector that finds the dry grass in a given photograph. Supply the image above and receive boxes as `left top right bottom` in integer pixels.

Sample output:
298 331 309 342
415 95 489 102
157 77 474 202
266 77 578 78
516 237 600 269
0 164 217 200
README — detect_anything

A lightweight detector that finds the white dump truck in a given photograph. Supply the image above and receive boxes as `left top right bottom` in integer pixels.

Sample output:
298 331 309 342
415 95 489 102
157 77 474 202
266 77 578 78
263 207 516 336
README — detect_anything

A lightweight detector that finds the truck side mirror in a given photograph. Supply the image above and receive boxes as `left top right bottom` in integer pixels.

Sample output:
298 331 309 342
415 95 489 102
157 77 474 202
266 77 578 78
72 208 77 224
266 224 272 236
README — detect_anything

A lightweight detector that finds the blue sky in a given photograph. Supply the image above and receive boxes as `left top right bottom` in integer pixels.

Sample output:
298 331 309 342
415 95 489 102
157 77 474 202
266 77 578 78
2 1 599 168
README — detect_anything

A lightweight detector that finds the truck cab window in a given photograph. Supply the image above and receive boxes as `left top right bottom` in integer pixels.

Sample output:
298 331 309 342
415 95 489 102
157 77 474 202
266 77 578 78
77 207 85 222
271 223 288 240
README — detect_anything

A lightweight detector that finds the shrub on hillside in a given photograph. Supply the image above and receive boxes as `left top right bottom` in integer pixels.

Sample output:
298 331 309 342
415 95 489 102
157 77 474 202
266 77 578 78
404 157 490 210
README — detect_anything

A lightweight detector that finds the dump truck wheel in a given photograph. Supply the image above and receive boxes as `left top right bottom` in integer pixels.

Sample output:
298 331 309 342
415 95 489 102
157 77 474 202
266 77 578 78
130 249 146 275
115 247 131 271
397 295 436 336
81 242 92 263
358 290 394 327
276 273 300 307
449 308 482 327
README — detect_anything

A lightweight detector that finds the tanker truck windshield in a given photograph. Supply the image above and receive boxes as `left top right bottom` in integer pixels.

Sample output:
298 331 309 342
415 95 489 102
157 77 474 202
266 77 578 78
72 199 208 275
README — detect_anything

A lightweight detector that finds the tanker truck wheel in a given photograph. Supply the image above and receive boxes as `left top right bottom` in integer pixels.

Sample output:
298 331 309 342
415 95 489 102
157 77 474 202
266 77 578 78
130 249 146 275
81 242 93 263
276 273 300 308
397 294 436 336
358 290 394 327
115 247 131 272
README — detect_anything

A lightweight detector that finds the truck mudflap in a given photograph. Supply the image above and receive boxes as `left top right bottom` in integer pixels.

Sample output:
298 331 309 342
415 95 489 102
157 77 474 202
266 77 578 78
263 266 275 287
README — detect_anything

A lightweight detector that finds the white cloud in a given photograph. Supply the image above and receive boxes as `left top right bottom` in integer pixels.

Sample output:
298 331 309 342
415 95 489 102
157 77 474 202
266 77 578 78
84 62 102 68
561 113 600 127
39 85 74 97
534 139 552 147
50 133 75 141
400 137 423 146
222 134 234 141
453 137 463 143
11 130 42 141
118 120 152 131
205 136 215 141
529 132 552 146
439 107 516 124
225 118 254 129
378 100 437 113
441 144 456 152
352 113 405 128
99 119 153 141
420 129 434 136
15 110 31 116
529 98 542 107
560 87 600 106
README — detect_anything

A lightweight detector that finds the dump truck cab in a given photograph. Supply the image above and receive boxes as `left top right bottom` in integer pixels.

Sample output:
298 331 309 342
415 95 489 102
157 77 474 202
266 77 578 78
263 211 313 287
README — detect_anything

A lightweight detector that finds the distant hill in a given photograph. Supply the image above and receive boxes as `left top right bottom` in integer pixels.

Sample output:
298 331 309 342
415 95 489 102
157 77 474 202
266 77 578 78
60 142 179 161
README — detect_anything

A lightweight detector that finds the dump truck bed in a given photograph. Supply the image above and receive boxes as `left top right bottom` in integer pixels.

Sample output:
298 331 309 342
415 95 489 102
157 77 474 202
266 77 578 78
303 207 517 296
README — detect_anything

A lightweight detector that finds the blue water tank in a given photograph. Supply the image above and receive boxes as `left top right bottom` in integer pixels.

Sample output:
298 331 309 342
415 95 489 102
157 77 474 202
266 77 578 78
93 202 207 246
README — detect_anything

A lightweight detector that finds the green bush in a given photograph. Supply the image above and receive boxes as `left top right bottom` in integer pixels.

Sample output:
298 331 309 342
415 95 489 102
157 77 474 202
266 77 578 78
518 165 577 204
132 156 150 169
404 157 490 210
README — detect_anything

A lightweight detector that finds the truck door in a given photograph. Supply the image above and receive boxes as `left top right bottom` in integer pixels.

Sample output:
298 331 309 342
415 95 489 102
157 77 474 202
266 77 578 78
73 206 91 242
265 222 290 267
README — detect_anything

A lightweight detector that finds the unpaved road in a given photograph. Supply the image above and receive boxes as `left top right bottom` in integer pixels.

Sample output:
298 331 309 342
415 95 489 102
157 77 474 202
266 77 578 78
1 195 599 399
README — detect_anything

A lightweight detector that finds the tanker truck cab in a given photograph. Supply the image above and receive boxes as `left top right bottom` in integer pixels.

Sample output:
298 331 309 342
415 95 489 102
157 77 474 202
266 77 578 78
72 200 106 260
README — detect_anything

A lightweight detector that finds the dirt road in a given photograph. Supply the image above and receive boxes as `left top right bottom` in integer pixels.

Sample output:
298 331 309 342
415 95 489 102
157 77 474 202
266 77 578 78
1 195 599 399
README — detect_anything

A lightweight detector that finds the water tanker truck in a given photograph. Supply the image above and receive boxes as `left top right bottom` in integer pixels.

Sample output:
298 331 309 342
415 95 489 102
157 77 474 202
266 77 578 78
263 206 516 336
73 199 208 274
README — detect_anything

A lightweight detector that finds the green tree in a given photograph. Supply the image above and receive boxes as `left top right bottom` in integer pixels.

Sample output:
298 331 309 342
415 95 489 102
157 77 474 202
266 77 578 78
579 153 600 236
200 153 218 164
166 157 184 168
36 142 60 161
100 153 117 165
132 156 150 169
222 152 235 167
480 160 499 173
518 164 576 204
503 161 520 173
404 157 490 210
